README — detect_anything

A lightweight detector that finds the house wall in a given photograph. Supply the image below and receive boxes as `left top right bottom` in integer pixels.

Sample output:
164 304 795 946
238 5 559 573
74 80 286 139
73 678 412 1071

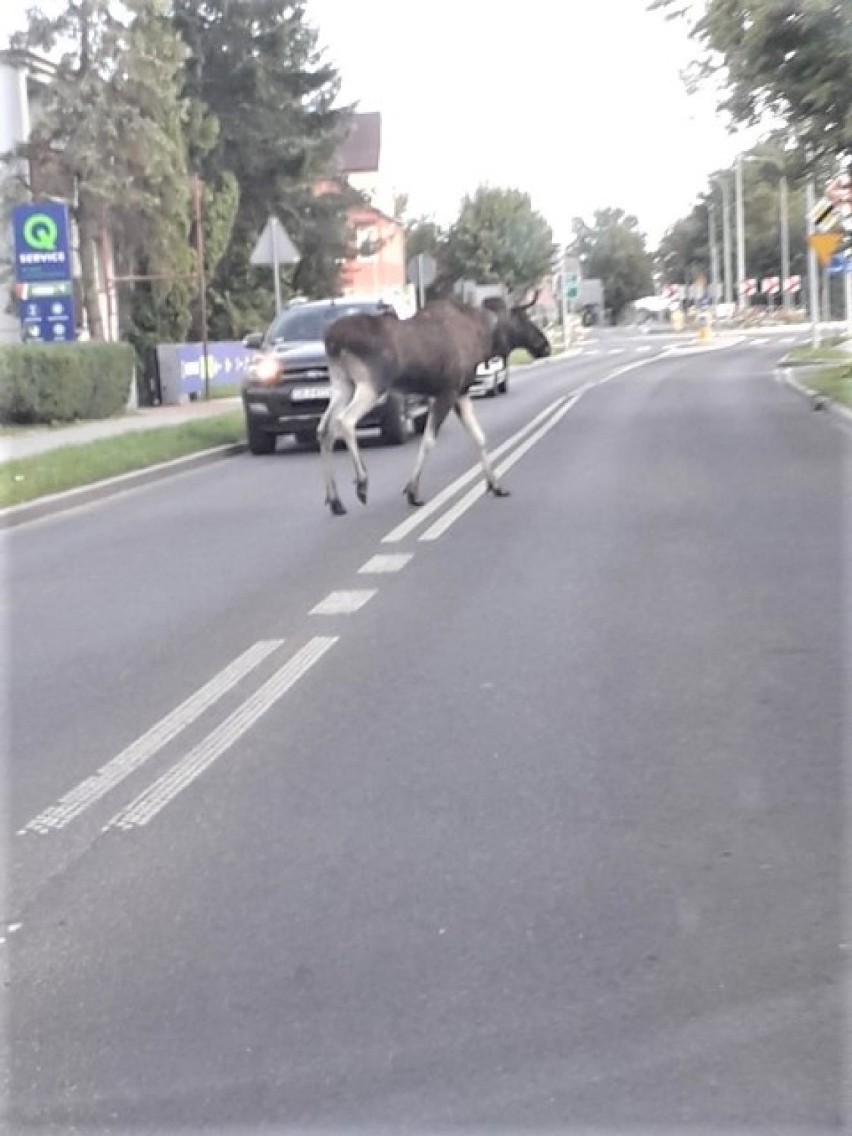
339 207 406 295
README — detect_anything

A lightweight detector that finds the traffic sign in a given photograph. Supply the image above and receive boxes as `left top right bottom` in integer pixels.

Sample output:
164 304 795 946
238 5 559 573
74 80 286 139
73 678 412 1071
828 252 852 276
406 253 437 289
810 197 839 231
783 275 802 294
761 276 780 295
250 217 300 266
12 202 73 285
20 294 75 342
808 231 843 266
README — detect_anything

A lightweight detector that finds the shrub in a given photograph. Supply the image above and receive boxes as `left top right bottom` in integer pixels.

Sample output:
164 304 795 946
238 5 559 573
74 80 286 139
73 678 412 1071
0 343 135 424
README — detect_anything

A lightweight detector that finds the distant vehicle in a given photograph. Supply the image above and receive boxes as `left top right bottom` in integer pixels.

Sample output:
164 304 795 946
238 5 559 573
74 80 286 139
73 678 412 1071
241 297 429 454
469 355 510 397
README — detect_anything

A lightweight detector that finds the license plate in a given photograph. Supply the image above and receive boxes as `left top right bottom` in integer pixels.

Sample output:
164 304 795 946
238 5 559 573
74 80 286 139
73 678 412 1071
290 385 329 402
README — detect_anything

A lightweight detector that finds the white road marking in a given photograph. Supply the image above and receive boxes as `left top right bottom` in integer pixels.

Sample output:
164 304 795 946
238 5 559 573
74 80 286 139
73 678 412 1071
607 348 625 354
358 553 413 574
18 640 285 835
105 637 337 830
419 394 582 541
310 589 376 615
381 397 568 544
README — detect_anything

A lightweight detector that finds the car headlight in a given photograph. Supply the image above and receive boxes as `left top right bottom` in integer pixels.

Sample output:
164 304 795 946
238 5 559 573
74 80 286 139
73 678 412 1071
250 356 280 383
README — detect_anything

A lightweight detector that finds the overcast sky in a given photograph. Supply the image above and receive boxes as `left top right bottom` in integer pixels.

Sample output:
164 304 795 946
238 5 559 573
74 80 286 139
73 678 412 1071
307 0 764 246
1 0 766 248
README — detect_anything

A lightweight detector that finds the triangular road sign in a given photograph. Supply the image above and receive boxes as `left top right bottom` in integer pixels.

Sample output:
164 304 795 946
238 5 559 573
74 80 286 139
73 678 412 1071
250 217 300 267
807 231 843 267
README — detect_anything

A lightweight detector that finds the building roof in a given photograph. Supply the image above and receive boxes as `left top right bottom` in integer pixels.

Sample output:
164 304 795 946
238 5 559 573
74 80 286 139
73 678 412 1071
337 112 381 174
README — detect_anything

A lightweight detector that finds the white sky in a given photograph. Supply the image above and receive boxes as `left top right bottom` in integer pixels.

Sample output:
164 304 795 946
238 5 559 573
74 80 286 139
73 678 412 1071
307 0 764 246
1 0 767 248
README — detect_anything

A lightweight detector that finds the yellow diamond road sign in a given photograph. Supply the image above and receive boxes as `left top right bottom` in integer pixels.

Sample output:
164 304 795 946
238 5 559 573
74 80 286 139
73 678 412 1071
808 231 843 267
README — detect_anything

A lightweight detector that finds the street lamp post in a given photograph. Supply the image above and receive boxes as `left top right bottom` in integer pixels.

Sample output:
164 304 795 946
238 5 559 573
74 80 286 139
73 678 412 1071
708 200 721 305
735 153 748 311
711 174 734 305
779 174 791 312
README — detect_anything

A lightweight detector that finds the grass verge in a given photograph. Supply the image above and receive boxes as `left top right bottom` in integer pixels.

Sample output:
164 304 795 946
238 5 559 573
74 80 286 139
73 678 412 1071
782 339 852 409
0 412 245 508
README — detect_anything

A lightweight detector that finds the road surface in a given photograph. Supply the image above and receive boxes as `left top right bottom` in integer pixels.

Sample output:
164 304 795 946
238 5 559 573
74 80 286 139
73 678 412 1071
3 330 847 1133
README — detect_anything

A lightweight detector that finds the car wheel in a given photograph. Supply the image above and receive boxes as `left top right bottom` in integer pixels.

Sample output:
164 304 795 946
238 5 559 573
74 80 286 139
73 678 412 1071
379 391 412 445
498 368 510 395
247 419 276 454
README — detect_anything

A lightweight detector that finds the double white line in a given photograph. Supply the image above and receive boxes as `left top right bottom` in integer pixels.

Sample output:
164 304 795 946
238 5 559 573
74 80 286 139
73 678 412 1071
382 395 575 544
20 636 336 836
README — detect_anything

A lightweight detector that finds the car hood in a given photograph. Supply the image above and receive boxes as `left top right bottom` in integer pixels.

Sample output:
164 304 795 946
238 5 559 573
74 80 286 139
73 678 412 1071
264 339 327 364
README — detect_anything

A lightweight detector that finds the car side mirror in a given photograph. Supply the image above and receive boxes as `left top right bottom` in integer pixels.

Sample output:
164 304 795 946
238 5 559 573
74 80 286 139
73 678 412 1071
243 332 264 350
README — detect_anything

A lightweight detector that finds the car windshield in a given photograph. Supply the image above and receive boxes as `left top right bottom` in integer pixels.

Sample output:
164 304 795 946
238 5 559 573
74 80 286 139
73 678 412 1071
266 303 375 344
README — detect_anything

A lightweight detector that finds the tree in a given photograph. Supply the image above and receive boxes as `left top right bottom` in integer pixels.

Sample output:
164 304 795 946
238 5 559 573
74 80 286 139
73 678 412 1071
173 0 354 335
649 0 852 160
569 208 655 322
656 139 808 298
404 215 453 300
444 186 556 298
9 0 196 341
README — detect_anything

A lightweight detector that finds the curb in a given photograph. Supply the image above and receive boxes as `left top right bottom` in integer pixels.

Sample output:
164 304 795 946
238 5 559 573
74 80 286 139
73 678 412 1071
0 442 246 529
774 365 852 429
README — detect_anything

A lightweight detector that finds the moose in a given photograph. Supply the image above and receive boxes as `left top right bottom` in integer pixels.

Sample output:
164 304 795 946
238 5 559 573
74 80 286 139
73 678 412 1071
318 294 551 515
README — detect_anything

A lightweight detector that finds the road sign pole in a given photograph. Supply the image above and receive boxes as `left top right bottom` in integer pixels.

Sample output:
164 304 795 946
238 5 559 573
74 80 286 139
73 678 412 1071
846 263 852 335
417 254 425 310
271 220 282 315
805 176 821 347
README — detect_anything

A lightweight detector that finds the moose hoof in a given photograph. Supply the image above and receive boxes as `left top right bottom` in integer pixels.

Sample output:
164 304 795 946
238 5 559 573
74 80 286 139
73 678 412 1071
404 487 424 507
355 479 368 505
327 497 347 516
490 484 511 498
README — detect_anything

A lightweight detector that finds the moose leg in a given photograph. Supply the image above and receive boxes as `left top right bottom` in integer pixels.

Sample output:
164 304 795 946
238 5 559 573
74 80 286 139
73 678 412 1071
454 393 509 497
335 365 383 505
318 362 354 515
404 393 453 506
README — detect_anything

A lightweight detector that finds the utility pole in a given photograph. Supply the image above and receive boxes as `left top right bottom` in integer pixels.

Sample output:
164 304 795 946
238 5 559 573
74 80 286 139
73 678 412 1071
191 173 211 400
720 176 733 305
708 200 721 306
805 172 821 348
735 153 748 311
779 175 791 312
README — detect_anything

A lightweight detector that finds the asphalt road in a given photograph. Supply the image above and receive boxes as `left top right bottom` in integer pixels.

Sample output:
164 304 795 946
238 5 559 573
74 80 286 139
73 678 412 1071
3 331 848 1134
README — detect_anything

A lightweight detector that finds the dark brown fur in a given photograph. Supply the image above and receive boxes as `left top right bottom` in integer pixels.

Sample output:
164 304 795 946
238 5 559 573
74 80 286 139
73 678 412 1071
319 297 550 515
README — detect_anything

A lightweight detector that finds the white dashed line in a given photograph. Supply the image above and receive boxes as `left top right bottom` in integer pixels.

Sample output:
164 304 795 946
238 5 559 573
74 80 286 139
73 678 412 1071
310 589 376 615
105 637 338 830
358 553 413 574
419 394 582 541
382 397 569 544
19 640 285 835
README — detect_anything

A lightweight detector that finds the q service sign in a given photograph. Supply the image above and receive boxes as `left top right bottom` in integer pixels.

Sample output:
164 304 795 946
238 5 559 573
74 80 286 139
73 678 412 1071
12 202 76 342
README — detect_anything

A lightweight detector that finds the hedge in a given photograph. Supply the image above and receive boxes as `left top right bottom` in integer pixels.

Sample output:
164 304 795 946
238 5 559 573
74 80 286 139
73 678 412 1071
0 342 135 425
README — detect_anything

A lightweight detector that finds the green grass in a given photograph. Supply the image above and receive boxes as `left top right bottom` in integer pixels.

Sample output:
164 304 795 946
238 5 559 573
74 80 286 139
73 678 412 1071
782 339 852 409
804 367 852 408
0 412 245 508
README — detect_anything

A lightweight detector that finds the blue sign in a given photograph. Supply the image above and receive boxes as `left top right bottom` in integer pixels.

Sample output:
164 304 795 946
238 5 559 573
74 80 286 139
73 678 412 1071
176 342 252 396
12 202 74 285
20 294 76 343
828 252 852 276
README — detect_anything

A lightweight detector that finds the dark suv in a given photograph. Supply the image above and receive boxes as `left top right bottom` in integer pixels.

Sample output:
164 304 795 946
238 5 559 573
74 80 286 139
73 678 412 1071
241 297 428 454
